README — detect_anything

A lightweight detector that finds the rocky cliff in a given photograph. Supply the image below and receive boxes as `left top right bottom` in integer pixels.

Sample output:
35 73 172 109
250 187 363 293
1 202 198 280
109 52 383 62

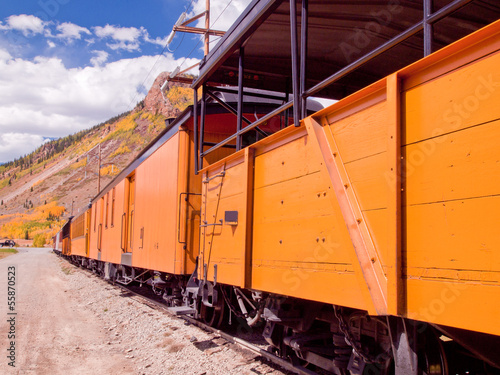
140 72 193 117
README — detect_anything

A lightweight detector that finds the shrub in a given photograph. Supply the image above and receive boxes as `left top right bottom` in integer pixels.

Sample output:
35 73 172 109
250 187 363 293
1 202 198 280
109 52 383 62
33 234 46 247
110 144 131 158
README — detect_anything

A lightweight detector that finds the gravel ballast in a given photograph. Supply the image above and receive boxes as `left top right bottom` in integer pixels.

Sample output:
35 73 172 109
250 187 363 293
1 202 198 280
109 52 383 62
0 248 288 375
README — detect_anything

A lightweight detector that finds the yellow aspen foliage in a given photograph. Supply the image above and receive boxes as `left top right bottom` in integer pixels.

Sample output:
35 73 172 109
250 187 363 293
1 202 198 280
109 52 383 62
166 86 193 111
71 158 87 169
110 144 131 158
100 165 120 176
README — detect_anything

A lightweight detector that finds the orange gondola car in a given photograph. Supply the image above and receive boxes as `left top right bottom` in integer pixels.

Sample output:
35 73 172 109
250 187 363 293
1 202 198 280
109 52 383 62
56 1 500 373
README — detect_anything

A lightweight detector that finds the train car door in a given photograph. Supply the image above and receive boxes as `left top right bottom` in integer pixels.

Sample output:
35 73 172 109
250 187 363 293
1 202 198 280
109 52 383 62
85 209 91 257
126 174 135 253
97 196 104 254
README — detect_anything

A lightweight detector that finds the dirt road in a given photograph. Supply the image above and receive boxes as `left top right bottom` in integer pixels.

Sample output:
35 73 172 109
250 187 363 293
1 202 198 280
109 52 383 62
0 248 134 374
0 248 286 375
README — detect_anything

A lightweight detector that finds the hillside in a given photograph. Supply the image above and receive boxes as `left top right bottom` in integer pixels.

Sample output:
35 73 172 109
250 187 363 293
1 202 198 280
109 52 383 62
0 72 193 246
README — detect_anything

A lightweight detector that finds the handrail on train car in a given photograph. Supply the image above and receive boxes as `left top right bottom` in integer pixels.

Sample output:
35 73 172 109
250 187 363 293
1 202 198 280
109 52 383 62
177 192 201 249
193 0 480 174
97 223 102 251
305 0 475 98
120 213 126 252
200 100 294 160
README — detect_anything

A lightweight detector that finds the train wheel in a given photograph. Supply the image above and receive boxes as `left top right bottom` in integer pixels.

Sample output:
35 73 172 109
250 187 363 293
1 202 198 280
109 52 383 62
200 291 225 328
419 328 448 375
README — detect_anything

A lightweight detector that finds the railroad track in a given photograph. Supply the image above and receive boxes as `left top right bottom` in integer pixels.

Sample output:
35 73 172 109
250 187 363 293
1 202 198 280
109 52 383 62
57 253 322 374
111 282 321 375
68 259 500 375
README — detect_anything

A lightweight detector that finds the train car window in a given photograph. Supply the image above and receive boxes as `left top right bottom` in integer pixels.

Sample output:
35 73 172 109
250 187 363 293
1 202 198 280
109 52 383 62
111 188 115 227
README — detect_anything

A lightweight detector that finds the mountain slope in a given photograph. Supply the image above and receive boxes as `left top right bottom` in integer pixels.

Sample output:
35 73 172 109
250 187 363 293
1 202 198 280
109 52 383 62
0 72 193 245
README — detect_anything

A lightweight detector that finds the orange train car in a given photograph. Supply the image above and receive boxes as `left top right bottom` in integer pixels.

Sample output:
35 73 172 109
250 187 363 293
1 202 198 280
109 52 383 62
69 209 91 260
52 232 62 255
188 1 500 374
64 96 295 295
199 21 500 331
59 217 72 257
86 120 203 279
54 1 500 374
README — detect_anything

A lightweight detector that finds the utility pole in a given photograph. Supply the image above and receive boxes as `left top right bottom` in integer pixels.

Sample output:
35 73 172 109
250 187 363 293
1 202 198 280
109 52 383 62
97 143 101 194
167 0 224 56
204 0 210 55
71 196 77 215
164 0 221 87
84 143 102 194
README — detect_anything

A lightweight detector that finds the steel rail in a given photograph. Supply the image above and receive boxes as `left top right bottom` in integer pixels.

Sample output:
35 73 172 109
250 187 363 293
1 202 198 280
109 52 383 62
109 283 318 375
60 258 318 375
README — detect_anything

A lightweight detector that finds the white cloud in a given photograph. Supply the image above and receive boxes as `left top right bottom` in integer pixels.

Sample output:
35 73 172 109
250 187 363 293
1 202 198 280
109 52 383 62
0 47 199 163
94 24 144 41
144 33 169 47
90 50 109 66
47 40 56 48
0 133 49 164
0 49 12 62
94 24 146 51
191 0 252 31
55 22 91 42
0 14 47 36
107 40 141 52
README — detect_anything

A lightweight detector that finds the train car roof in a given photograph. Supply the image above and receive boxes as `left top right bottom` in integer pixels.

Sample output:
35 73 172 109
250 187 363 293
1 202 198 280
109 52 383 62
91 92 292 203
91 106 193 204
193 0 500 99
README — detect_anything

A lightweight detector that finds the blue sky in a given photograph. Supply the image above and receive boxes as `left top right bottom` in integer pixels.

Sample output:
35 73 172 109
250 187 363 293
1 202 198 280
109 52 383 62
0 0 251 163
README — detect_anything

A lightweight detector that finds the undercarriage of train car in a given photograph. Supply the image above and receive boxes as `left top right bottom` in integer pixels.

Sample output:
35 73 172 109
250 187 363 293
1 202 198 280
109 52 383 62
59 251 500 375
185 284 500 375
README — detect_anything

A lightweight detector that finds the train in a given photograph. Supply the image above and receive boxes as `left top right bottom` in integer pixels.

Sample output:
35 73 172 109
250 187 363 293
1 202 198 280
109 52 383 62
55 1 500 374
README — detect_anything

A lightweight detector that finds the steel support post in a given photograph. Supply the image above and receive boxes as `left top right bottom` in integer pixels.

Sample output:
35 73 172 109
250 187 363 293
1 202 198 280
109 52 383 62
199 85 206 170
390 318 418 375
290 0 301 126
237 47 244 150
300 0 308 119
423 0 433 56
193 88 199 174
284 80 290 129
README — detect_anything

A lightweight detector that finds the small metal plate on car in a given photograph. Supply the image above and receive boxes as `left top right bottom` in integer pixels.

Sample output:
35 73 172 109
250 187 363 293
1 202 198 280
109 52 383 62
224 211 238 225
